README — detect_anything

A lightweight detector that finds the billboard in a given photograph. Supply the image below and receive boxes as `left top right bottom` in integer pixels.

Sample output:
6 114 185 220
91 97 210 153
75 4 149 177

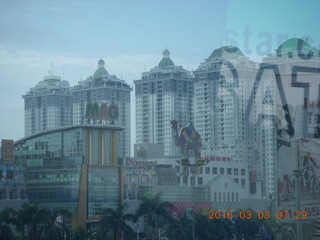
2 139 14 161
85 102 119 121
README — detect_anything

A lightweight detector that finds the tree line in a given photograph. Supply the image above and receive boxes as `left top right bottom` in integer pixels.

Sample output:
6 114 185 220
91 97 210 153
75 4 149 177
0 192 312 240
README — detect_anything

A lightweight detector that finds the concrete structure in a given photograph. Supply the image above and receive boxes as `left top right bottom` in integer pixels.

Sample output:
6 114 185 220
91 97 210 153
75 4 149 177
134 49 194 156
72 59 132 158
23 74 73 136
14 125 123 228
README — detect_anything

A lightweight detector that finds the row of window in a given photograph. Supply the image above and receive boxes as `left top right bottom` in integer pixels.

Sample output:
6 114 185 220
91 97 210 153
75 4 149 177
176 166 246 176
177 176 246 188
214 192 239 202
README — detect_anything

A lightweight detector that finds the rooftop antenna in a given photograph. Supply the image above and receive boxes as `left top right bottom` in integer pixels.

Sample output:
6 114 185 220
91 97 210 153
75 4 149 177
51 60 53 75
144 65 146 71
63 65 65 80
226 30 228 46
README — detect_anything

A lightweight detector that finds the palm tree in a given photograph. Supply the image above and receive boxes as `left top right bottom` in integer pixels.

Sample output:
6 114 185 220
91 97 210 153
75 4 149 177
135 192 173 240
234 217 259 240
0 208 16 240
21 204 49 240
193 212 233 240
167 213 192 240
18 203 50 240
213 218 233 240
43 209 72 240
194 213 212 240
100 203 135 240
71 226 88 240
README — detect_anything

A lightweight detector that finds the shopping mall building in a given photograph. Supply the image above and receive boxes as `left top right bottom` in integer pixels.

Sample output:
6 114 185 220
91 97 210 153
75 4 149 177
14 125 123 227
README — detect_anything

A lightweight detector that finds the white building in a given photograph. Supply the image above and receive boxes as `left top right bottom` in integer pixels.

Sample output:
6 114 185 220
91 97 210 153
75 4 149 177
134 49 194 157
72 59 132 158
193 46 258 164
127 156 264 210
23 74 73 136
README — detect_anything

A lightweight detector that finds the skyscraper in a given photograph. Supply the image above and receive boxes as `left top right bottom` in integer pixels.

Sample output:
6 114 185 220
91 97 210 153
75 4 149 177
23 74 73 136
72 59 132 158
134 49 194 156
193 46 258 163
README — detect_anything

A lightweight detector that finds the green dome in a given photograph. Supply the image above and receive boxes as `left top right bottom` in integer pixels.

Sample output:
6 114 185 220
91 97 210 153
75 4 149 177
94 58 108 78
276 38 313 54
158 49 175 67
207 46 245 60
43 75 61 84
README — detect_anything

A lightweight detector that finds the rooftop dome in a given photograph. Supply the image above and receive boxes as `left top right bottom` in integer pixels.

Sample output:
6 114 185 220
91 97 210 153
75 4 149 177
276 37 313 54
94 58 108 78
207 46 245 60
43 74 61 84
98 59 105 65
158 48 175 68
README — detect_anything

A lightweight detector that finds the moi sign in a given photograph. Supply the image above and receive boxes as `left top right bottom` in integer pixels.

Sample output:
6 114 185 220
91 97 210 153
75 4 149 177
85 102 119 121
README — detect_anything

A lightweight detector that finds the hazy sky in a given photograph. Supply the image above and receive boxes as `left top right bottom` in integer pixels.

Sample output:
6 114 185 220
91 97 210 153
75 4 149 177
0 0 319 149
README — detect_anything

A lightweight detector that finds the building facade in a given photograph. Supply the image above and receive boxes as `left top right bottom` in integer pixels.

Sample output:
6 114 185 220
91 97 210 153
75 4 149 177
23 75 73 136
261 37 320 200
14 125 123 228
193 46 258 163
72 59 132 158
134 49 194 156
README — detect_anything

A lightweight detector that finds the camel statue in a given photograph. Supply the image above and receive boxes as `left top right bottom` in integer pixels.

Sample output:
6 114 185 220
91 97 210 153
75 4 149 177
171 120 202 160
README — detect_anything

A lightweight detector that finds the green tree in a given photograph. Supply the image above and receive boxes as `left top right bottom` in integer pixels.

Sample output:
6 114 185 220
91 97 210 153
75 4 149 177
19 204 50 240
135 192 173 240
100 203 135 240
213 218 233 240
194 213 212 240
71 226 87 240
0 208 16 240
167 213 192 240
234 218 259 240
16 203 72 240
43 209 72 240
194 212 233 240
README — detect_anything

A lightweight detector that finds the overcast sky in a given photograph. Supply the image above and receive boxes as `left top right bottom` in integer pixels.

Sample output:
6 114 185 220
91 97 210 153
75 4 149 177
1 0 319 152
